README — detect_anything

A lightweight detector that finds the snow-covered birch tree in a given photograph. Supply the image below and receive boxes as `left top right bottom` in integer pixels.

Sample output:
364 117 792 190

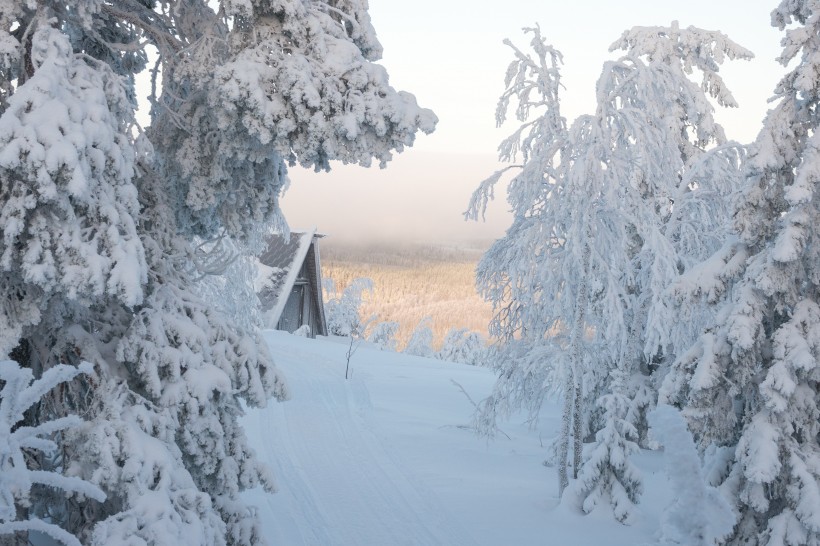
466 25 629 504
465 27 575 488
575 24 751 522
660 2 820 543
468 23 749 521
0 1 435 544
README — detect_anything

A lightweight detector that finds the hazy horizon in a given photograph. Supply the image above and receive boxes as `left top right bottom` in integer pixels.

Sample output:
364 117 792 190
281 150 512 247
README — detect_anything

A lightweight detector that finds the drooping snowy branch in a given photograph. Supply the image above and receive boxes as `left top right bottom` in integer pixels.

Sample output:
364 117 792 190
0 360 105 546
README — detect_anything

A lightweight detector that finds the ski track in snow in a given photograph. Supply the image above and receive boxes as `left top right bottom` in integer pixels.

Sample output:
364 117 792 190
248 341 474 546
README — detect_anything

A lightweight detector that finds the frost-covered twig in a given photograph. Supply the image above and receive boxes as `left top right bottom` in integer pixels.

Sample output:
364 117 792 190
0 360 105 546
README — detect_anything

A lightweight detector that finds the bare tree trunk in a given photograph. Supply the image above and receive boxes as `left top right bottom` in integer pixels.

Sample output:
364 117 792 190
558 367 573 495
572 377 583 479
571 244 590 480
559 242 590 493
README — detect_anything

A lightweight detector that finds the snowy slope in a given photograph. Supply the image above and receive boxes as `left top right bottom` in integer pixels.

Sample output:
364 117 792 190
242 331 671 545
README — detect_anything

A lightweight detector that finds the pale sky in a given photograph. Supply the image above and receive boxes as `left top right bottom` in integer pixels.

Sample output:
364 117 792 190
283 0 786 246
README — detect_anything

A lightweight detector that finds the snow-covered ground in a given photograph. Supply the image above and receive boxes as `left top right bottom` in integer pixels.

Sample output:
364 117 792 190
242 331 672 545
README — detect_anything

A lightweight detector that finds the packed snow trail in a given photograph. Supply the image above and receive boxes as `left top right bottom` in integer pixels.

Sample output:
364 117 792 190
242 334 475 546
242 331 667 546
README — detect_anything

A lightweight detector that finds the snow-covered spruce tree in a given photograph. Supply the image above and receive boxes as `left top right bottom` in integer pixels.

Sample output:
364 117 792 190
467 24 748 519
0 10 155 541
660 2 820 543
0 1 434 544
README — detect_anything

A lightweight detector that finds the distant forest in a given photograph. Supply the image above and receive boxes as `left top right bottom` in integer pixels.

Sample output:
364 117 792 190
320 240 495 349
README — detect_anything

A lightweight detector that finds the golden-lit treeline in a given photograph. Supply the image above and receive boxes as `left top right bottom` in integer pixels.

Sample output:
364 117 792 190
320 241 495 349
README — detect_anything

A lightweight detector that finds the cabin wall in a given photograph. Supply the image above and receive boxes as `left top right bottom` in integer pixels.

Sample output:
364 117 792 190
260 233 327 338
276 258 323 338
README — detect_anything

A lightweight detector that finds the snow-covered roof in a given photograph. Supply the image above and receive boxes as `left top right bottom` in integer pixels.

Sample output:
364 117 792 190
257 228 327 334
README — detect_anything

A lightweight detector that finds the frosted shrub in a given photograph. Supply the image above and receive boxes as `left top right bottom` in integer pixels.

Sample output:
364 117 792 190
404 318 435 358
367 321 400 352
436 328 488 366
325 278 374 337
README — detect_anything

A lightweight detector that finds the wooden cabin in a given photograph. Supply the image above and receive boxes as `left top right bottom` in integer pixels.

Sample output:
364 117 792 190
257 229 328 337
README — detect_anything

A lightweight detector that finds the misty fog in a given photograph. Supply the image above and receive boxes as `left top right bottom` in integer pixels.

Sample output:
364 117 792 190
280 151 511 247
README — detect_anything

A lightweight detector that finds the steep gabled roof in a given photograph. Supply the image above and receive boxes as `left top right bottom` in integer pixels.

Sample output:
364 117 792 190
256 228 326 334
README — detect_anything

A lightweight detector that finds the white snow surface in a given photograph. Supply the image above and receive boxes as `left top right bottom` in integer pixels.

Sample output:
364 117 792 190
242 331 670 545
